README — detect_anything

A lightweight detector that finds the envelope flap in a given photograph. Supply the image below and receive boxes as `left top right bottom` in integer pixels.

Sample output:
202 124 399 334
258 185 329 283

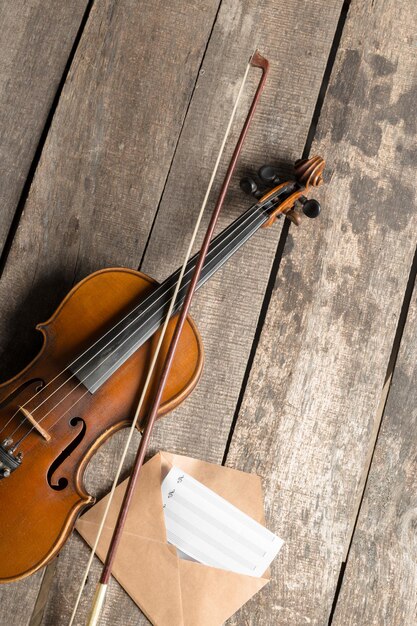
78 517 184 626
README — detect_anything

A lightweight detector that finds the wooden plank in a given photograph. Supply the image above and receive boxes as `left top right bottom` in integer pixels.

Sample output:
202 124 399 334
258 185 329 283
332 271 417 625
0 0 220 381
28 561 58 626
141 0 344 470
0 0 88 255
0 2 88 622
0 570 45 626
37 1 344 625
0 0 222 622
225 0 417 624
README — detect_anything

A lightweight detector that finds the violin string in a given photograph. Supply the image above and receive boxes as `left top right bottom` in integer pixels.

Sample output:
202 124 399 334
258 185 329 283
5 144 296 446
0 229 233 441
0 199 267 443
12 161 296 450
68 58 252 626
5 130 292 443
13 204 268 449
27 210 268 439
6 201 271 448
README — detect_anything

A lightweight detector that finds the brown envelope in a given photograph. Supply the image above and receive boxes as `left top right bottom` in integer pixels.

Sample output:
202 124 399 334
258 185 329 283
76 451 270 626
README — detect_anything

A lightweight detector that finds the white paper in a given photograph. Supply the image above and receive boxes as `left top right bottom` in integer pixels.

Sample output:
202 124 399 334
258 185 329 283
161 466 284 577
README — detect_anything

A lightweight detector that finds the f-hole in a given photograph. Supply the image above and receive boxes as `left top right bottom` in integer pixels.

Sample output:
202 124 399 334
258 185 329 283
47 417 86 491
0 378 45 410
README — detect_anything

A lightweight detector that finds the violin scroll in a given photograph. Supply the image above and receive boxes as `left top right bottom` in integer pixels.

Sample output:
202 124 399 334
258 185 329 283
240 155 325 228
294 155 325 189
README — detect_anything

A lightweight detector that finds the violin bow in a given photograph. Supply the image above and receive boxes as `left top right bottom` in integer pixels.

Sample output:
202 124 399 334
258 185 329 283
68 49 270 626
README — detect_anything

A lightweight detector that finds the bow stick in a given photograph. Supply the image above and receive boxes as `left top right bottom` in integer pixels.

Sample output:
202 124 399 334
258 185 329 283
70 49 269 626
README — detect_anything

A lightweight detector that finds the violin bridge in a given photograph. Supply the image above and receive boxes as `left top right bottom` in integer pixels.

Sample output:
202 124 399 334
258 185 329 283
18 406 51 442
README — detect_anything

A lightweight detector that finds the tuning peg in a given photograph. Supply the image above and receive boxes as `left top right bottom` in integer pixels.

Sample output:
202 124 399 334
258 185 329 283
258 165 281 185
239 176 263 198
298 196 321 218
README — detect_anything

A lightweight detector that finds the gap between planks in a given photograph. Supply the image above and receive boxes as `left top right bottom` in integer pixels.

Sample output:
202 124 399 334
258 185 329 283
1 0 346 620
137 0 224 271
328 244 417 624
25 1 221 624
222 0 352 467
0 0 95 284
221 0 415 623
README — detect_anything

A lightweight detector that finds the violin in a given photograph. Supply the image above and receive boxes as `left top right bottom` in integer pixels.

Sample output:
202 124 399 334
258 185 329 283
0 155 324 584
0 50 325 588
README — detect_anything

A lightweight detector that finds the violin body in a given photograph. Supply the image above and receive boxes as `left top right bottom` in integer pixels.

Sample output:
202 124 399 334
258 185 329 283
0 268 203 582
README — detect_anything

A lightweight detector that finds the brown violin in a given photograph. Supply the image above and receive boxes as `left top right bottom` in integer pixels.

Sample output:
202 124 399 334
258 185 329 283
0 154 324 584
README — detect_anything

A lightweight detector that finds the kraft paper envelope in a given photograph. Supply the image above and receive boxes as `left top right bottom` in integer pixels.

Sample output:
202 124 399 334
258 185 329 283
76 451 270 626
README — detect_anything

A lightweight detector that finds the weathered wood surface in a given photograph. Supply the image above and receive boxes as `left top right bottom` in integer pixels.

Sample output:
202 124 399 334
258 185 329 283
0 0 345 624
0 0 221 624
0 0 88 255
332 271 417 625
226 0 417 624
1 0 416 625
0 2 88 624
38 0 345 623
141 0 344 472
0 0 223 383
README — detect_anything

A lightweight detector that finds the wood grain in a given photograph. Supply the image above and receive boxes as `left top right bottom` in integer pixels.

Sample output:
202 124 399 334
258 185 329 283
38 0 344 624
141 0 343 477
0 0 223 382
332 272 417 625
5 0 414 625
0 570 44 626
0 2 88 622
0 0 221 622
226 0 417 624
0 0 88 254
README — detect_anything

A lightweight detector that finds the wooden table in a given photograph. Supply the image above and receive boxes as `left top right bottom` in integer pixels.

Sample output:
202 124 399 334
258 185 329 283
0 1 416 624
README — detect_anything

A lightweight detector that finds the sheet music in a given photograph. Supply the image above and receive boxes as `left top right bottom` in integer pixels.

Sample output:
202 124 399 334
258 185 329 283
161 466 284 577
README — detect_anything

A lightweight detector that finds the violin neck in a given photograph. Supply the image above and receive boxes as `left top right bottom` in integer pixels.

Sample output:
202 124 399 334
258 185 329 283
70 186 296 394
148 180 297 310
166 204 267 298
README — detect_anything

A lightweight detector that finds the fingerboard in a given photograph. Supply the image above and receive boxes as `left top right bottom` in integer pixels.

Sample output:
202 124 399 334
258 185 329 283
70 183 295 393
